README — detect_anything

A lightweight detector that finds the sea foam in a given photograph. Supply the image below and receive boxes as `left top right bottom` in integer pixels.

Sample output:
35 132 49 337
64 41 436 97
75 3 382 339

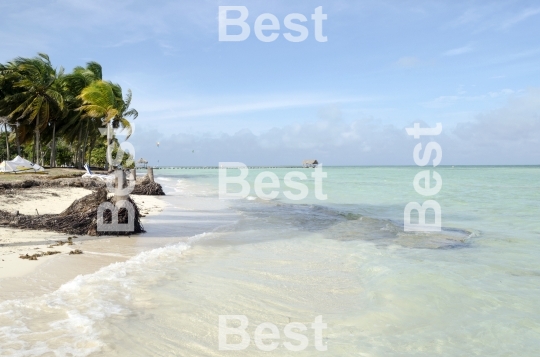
0 232 210 356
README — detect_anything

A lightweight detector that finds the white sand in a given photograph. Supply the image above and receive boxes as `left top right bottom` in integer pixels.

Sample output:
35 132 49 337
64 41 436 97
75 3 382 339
0 187 166 279
1 187 93 215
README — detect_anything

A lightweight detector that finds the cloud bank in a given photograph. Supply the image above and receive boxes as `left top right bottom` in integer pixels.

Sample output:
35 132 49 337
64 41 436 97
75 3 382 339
129 89 540 166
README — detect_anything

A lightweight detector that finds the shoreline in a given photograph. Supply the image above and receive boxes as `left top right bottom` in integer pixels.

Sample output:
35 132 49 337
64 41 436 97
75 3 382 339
0 177 238 302
0 184 167 299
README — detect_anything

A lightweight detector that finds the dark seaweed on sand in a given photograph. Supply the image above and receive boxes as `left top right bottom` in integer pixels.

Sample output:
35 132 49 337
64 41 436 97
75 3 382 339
0 176 165 196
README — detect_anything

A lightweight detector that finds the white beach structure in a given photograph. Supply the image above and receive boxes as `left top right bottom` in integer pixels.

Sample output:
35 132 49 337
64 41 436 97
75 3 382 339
0 155 45 173
81 163 114 181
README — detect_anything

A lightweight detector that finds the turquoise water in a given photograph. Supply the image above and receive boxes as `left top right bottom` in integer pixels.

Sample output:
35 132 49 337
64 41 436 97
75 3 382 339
161 165 540 237
1 166 539 356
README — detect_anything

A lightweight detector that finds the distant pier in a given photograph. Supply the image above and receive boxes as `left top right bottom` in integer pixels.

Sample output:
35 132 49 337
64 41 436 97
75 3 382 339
142 166 307 170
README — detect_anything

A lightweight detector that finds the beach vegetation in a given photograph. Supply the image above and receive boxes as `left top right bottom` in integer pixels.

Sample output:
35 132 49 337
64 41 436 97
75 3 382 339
0 53 138 169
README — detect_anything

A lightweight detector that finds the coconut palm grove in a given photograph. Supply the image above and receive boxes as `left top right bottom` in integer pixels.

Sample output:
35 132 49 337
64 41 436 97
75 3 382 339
0 53 137 168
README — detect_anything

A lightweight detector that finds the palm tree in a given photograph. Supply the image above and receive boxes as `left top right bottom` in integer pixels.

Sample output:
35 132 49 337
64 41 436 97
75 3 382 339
75 62 103 167
78 80 137 169
0 62 22 156
7 54 63 164
2 54 139 168
114 88 138 138
0 116 10 160
48 75 68 167
54 62 102 167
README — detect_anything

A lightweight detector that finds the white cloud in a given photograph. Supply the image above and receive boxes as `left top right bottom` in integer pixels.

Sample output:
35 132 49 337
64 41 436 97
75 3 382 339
451 8 482 26
129 88 540 166
395 56 421 69
453 88 540 143
423 96 458 109
502 7 540 28
448 4 540 32
442 44 473 56
0 0 221 60
423 89 517 108
135 93 379 120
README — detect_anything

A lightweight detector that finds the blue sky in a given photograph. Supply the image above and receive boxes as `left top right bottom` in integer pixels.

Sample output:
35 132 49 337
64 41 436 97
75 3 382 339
1 0 539 165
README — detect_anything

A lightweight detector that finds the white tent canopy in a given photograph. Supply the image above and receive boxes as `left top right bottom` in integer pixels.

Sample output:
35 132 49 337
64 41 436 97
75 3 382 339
0 156 45 173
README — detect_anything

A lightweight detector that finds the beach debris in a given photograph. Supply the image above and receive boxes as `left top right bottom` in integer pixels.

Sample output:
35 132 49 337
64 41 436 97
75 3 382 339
0 177 106 191
19 251 61 260
132 173 165 196
69 249 83 255
0 174 165 196
20 254 38 260
48 240 67 248
21 180 38 188
0 187 145 236
131 181 164 195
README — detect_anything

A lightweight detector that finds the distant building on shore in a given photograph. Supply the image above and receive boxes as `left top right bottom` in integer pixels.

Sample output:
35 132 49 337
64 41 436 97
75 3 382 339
302 159 318 168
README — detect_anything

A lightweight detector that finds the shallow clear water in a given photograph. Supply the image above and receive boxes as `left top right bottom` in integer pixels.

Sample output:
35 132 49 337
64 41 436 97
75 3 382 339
1 166 539 356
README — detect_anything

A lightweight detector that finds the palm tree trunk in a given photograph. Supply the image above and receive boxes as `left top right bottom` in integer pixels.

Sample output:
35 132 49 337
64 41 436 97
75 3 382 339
106 122 113 170
3 123 9 160
50 121 57 167
69 143 74 166
88 135 96 166
75 124 83 169
34 114 40 164
82 120 89 165
1 124 4 160
15 124 21 157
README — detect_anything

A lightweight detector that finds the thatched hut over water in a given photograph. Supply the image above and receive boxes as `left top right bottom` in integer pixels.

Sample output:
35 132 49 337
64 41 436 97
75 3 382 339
137 158 148 168
302 159 318 168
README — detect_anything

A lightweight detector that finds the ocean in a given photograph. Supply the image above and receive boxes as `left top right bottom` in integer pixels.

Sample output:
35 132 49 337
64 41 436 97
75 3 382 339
1 166 539 356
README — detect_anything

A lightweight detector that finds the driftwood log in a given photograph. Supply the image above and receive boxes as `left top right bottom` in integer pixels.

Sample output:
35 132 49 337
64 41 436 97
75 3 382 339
0 188 145 236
